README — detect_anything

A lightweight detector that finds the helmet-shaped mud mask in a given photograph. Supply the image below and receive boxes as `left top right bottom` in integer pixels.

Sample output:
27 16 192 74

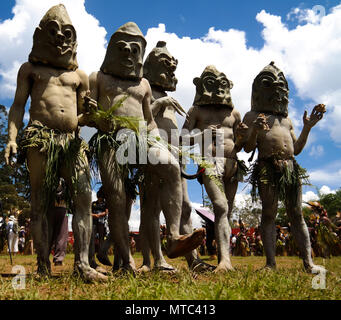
193 65 234 108
29 4 78 70
251 61 289 117
101 22 146 80
143 41 178 92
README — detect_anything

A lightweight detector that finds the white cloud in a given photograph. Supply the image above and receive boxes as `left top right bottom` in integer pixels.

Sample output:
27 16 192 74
2 1 341 146
128 199 208 232
145 23 270 121
190 201 210 228
302 185 336 206
256 6 341 143
143 6 341 145
319 185 336 195
302 190 319 205
309 161 341 185
128 198 141 232
287 6 326 25
0 0 107 99
309 144 324 157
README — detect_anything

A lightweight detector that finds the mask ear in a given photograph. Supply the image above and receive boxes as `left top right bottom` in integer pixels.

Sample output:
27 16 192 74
193 77 201 87
229 80 234 89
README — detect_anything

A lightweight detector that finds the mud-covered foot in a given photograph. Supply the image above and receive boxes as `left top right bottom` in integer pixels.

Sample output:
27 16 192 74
137 265 152 273
36 261 52 277
190 259 216 272
214 262 234 273
33 270 51 280
74 266 108 283
167 228 206 259
96 253 112 266
258 264 276 272
154 263 177 273
305 263 327 274
113 264 137 277
95 266 111 276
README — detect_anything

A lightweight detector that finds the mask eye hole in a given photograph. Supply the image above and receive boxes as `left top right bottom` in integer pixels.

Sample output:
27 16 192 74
49 27 58 37
64 30 72 39
261 78 272 88
220 79 228 87
46 20 60 38
206 79 215 85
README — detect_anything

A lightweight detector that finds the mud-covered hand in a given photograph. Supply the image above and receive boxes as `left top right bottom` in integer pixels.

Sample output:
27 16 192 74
253 113 270 133
78 92 99 127
152 96 188 117
83 94 98 113
303 104 326 128
4 141 17 166
235 122 249 140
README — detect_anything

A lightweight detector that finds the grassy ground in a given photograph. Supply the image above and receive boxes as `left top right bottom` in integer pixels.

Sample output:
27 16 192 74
0 253 340 300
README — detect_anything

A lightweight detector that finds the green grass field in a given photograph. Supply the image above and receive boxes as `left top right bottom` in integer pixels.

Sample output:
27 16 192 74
0 253 340 300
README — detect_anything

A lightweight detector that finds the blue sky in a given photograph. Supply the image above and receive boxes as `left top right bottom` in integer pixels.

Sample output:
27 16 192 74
0 0 340 229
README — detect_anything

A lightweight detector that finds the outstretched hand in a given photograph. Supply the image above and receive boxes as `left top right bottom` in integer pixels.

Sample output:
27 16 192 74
152 96 188 118
303 104 326 128
235 122 249 140
253 113 270 133
83 93 98 113
4 142 17 166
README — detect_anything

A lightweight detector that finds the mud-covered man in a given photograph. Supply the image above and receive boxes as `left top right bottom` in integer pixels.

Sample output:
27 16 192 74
4 5 106 281
242 61 326 272
83 23 205 272
139 41 212 272
181 65 248 272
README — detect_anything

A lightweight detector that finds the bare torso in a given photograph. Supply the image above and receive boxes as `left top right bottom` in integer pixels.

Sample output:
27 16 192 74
243 111 295 159
25 62 85 132
89 71 153 132
184 105 241 158
151 89 179 145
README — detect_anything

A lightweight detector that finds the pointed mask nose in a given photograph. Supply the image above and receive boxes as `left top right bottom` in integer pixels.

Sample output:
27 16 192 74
56 30 65 43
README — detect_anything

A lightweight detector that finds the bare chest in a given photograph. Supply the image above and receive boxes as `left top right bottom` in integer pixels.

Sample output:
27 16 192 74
196 106 236 129
31 68 79 91
100 77 145 104
264 117 292 139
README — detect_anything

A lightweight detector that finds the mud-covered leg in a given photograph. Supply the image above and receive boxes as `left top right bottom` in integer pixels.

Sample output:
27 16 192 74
99 146 134 273
62 152 107 282
26 148 51 275
139 171 175 272
225 178 238 222
149 147 205 259
138 181 152 272
259 181 278 269
125 197 136 271
203 174 233 272
181 178 215 272
285 184 325 273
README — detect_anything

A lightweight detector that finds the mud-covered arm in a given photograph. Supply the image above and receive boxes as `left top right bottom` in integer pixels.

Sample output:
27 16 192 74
5 62 32 164
242 111 269 153
77 71 98 127
179 105 203 147
293 104 325 155
151 96 188 118
233 110 248 153
142 79 157 132
242 112 260 153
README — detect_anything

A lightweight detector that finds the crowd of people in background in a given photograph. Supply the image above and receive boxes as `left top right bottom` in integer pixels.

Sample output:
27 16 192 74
1 199 341 263
0 208 32 255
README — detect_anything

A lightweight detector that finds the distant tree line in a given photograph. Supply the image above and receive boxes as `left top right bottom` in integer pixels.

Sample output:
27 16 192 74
0 105 30 225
